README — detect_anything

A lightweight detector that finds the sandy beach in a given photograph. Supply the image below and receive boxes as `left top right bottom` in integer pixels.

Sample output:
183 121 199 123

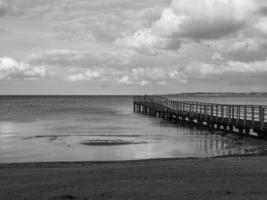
1 155 267 200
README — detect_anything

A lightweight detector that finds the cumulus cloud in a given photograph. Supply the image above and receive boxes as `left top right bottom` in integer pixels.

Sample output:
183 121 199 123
228 39 261 52
181 58 267 80
255 17 267 34
67 69 110 82
2 0 267 93
5 0 167 43
29 48 136 68
67 66 181 86
115 0 258 51
212 53 224 60
115 29 167 50
154 0 257 39
114 29 181 52
67 57 267 86
27 48 184 85
0 57 52 80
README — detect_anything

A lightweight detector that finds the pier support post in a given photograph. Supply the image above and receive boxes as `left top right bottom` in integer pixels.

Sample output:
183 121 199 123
133 95 266 138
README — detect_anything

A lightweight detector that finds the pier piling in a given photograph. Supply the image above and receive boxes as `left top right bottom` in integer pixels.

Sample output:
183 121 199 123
133 95 267 138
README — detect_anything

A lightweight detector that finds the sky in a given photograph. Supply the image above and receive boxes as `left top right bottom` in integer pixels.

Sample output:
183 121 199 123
1 0 267 95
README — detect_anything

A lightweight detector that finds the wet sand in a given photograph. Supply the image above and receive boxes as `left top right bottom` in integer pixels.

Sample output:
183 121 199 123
0 155 267 200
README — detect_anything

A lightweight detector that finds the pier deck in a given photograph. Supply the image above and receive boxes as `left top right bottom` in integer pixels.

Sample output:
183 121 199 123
133 95 267 138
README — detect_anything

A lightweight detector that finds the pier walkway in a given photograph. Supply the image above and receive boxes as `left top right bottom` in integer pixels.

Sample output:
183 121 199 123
133 95 267 138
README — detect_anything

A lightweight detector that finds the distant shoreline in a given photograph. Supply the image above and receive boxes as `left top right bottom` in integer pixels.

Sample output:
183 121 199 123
0 92 267 97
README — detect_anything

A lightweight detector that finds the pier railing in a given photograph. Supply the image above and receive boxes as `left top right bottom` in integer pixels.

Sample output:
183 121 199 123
133 95 267 137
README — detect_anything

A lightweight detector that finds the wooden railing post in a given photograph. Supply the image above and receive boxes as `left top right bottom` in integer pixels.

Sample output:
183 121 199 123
231 106 235 123
228 105 231 126
251 106 255 127
210 104 213 116
260 106 265 131
215 104 218 124
236 105 240 126
244 105 247 127
204 104 207 121
221 105 224 124
134 95 266 137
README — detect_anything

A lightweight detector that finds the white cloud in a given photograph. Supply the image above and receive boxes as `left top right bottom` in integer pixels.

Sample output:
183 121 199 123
212 53 224 60
181 58 267 79
229 39 261 52
67 68 106 82
66 57 267 85
4 0 168 43
255 17 267 34
115 29 182 52
168 70 180 78
2 0 267 93
152 7 185 37
118 75 132 84
67 74 85 82
115 29 167 50
115 0 258 51
0 57 52 80
131 67 168 81
168 0 257 40
227 60 267 73
29 48 136 68
67 66 181 86
171 0 256 21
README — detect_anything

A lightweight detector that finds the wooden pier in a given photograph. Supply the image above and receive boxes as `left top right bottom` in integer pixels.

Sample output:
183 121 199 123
133 95 267 138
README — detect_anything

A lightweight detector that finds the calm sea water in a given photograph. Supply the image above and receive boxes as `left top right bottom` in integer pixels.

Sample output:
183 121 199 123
1 95 267 163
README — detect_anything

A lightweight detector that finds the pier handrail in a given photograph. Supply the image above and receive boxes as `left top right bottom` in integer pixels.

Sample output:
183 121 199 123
134 95 267 108
133 95 267 132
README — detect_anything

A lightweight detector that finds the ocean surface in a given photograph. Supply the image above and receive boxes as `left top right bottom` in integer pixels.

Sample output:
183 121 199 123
1 95 267 163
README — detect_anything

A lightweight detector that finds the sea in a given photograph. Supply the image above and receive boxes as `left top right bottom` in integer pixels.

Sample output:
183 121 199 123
1 94 267 163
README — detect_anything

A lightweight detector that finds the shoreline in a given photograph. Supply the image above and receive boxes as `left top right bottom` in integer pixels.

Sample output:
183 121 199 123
1 155 267 200
0 152 266 167
1 150 266 166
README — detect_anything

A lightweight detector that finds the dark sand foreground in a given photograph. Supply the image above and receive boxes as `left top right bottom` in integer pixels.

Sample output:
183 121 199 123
1 156 267 200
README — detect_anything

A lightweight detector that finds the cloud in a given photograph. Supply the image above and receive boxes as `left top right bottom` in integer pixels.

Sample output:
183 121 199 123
228 39 261 52
26 48 187 85
115 0 258 51
175 58 267 90
212 53 224 60
181 58 267 80
67 57 267 86
153 0 256 39
67 66 181 86
0 57 52 80
29 48 136 68
2 0 267 93
4 0 168 43
255 17 267 34
114 29 179 52
68 69 105 82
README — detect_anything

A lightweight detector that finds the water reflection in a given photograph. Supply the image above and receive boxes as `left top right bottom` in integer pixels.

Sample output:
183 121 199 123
0 96 267 163
144 115 267 158
0 122 18 152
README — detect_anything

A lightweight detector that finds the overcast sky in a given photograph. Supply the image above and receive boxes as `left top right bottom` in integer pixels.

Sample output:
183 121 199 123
0 0 267 95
